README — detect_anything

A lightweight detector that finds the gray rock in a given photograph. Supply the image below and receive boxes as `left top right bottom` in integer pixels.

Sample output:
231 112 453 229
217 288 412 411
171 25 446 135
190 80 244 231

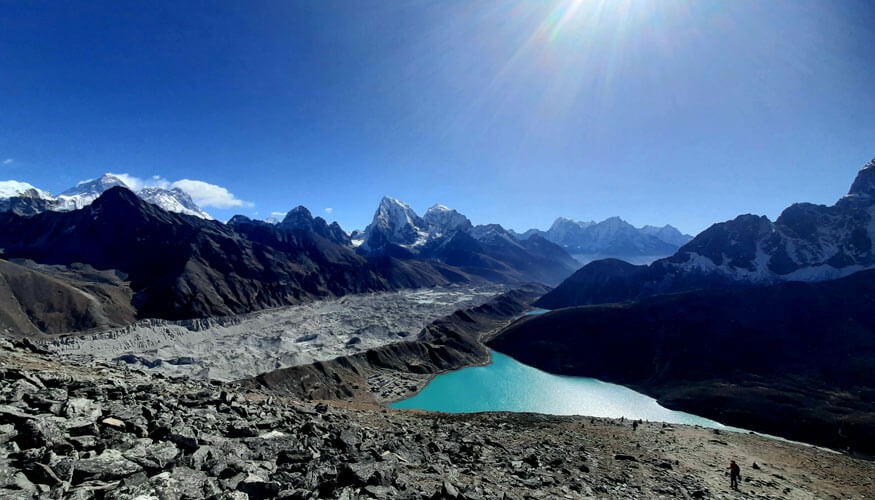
64 398 103 421
66 480 123 498
441 480 460 499
7 471 39 497
10 379 40 402
340 461 396 487
0 424 16 445
150 466 215 499
26 461 65 487
168 426 199 452
0 404 34 422
238 473 282 498
69 435 98 451
123 439 180 470
19 417 73 452
72 449 143 483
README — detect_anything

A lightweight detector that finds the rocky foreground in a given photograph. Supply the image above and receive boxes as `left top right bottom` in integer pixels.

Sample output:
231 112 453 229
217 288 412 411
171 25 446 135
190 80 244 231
1 339 874 499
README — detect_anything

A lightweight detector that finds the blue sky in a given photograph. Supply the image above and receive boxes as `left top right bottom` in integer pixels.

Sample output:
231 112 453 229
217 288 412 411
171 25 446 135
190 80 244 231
1 0 874 234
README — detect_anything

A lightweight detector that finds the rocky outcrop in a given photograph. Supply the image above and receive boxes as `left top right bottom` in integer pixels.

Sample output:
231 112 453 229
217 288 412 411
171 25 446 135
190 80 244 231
493 268 875 456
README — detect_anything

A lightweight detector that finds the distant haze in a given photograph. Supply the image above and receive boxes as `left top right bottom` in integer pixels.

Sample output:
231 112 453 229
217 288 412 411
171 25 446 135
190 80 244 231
1 1 874 235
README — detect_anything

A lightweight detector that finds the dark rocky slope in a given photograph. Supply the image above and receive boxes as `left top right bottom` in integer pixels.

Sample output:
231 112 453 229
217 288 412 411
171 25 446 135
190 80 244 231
492 269 875 456
0 260 135 336
241 285 549 403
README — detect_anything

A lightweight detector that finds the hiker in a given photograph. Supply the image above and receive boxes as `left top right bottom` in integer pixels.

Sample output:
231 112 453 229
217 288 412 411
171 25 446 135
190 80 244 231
729 460 741 489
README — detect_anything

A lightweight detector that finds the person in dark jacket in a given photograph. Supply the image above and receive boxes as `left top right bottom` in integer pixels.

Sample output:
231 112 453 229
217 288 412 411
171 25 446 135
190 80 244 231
729 460 741 489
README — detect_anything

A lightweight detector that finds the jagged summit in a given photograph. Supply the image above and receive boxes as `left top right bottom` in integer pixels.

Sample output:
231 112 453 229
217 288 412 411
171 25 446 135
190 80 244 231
539 156 875 310
842 157 875 202
61 173 127 197
88 186 189 224
640 224 691 247
356 196 577 284
280 206 314 225
92 185 142 205
276 205 350 245
361 198 477 251
361 196 427 251
138 186 212 219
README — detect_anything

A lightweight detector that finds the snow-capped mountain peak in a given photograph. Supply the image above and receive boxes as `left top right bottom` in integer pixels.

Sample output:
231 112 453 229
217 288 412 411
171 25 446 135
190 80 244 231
62 173 129 196
0 180 53 200
375 196 422 224
361 197 477 252
138 187 212 220
360 197 427 250
0 173 213 219
423 203 472 237
641 224 691 247
57 174 132 210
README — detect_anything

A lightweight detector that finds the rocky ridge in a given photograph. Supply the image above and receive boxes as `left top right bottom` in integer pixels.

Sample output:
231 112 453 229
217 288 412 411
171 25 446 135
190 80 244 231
0 189 472 332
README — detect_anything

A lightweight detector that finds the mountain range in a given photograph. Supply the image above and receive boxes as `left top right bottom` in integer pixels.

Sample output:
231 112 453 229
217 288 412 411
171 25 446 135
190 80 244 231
538 158 875 309
0 175 688 278
511 217 692 264
0 174 211 219
354 197 579 285
0 186 579 335
0 188 475 334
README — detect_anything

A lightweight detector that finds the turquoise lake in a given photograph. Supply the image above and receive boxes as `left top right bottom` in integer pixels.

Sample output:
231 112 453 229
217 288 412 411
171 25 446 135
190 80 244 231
390 351 729 429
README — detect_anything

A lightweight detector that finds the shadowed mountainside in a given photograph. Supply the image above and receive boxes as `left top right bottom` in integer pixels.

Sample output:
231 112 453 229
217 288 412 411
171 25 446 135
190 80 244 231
492 269 875 456
0 260 135 336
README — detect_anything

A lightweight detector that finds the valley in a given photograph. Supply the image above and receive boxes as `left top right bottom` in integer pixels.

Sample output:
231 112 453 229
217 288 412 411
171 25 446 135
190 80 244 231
4 4 874 498
2 160 875 498
43 285 507 381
